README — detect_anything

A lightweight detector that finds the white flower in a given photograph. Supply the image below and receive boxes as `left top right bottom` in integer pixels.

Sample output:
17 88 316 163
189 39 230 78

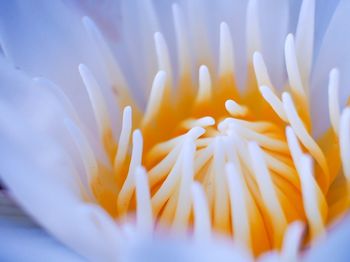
0 0 350 261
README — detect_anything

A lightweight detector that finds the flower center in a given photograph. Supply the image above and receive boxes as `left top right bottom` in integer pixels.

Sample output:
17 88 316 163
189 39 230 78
76 18 350 257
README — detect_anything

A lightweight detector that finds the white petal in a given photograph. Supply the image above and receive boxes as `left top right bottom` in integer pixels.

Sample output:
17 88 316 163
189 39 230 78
0 1 111 129
258 0 289 89
303 216 350 261
311 0 350 136
0 62 121 260
0 193 83 262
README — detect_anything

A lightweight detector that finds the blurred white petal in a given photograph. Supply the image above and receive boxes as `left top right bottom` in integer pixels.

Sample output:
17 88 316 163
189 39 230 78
258 0 289 89
0 59 121 260
312 0 349 136
0 0 119 132
303 216 350 261
0 193 83 262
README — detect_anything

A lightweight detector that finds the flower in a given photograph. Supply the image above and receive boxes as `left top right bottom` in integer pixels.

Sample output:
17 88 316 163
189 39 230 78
1 0 350 260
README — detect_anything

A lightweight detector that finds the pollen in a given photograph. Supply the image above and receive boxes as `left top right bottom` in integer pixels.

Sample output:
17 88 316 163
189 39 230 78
66 4 350 258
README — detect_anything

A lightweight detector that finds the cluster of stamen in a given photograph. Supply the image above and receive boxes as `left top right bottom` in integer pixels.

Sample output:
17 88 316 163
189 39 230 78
63 1 350 258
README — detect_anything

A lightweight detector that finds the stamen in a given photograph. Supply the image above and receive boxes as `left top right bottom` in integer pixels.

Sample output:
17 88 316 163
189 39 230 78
135 166 153 235
79 64 110 138
284 34 310 127
226 162 251 248
282 92 329 178
151 147 183 216
253 52 273 88
286 127 326 239
213 137 230 232
285 34 306 99
248 142 287 245
117 130 143 216
142 71 167 126
114 106 132 168
64 118 97 190
148 145 181 186
280 221 304 261
182 116 215 129
298 155 326 239
192 182 211 239
196 65 212 104
262 152 298 188
259 85 288 122
231 123 289 153
225 99 249 117
219 22 235 76
173 141 195 231
194 143 214 173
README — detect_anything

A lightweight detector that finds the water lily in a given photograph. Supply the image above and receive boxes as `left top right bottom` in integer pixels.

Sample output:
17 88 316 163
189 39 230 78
1 0 350 261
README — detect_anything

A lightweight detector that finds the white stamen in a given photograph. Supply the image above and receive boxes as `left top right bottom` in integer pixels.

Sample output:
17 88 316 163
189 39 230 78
286 128 326 239
114 106 132 168
340 108 350 181
246 0 261 60
186 126 206 140
148 136 183 159
182 117 215 129
173 141 195 231
226 163 251 248
282 92 328 176
192 182 211 239
196 65 212 103
280 221 304 261
231 123 289 153
219 22 235 76
225 100 248 117
248 142 287 238
154 32 173 86
194 144 214 173
253 52 273 88
213 137 230 231
151 126 204 214
142 71 167 126
295 0 315 87
117 130 143 215
135 166 153 235
285 126 303 165
328 68 340 135
172 3 191 75
298 155 326 239
79 64 110 138
285 34 306 99
259 85 288 122
219 118 275 133
64 118 97 191
196 138 213 148
263 152 298 188
151 149 182 216
148 145 181 186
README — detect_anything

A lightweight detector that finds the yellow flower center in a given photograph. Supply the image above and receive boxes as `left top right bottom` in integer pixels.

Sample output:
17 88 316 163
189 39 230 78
76 17 350 257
